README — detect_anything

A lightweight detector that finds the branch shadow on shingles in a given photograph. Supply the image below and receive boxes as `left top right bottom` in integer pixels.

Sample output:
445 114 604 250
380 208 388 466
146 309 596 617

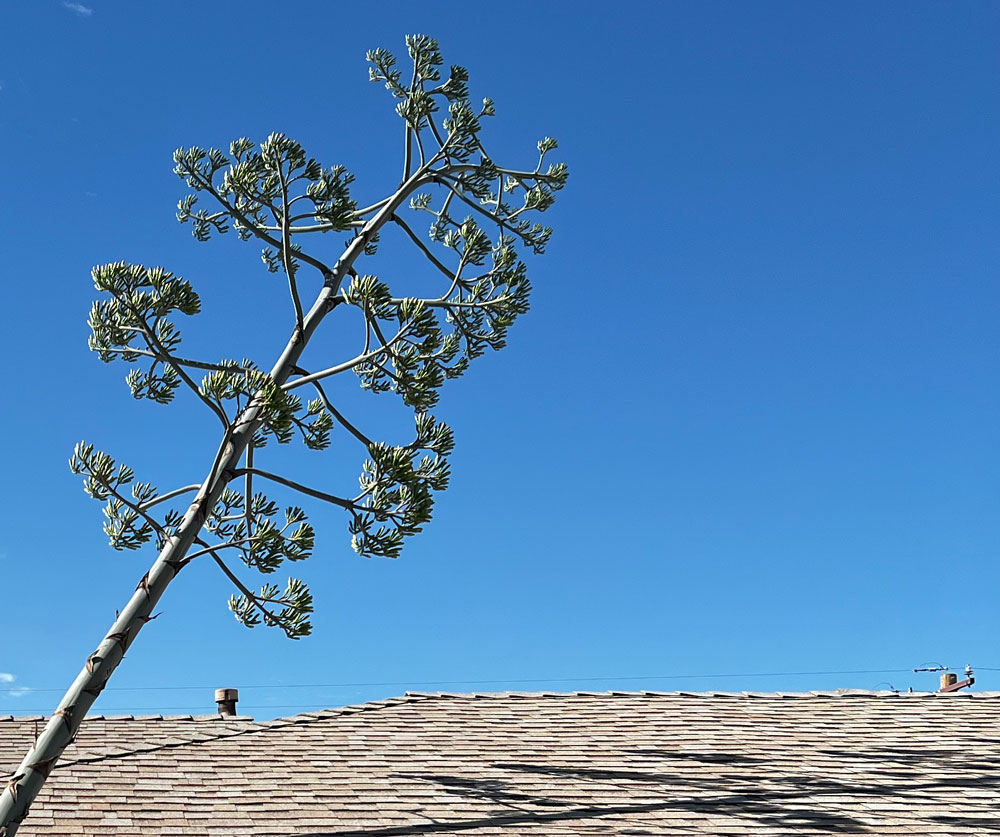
297 745 1000 837
393 774 566 808
495 763 867 831
293 793 864 837
625 748 764 765
293 761 869 836
931 815 1000 829
52 713 338 771
819 745 1000 773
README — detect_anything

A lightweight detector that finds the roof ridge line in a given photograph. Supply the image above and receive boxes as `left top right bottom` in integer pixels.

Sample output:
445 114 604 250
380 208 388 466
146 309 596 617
4 688 1000 726
328 688 1000 703
255 692 439 727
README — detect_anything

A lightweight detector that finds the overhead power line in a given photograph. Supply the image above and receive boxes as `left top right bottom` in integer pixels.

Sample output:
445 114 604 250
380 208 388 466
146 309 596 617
0 666 947 696
0 703 336 714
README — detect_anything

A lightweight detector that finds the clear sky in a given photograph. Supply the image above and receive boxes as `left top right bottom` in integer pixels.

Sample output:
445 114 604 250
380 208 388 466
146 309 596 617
0 1 998 718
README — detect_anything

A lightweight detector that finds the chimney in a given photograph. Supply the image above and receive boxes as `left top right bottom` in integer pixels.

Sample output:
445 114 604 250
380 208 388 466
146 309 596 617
215 688 239 717
940 673 958 691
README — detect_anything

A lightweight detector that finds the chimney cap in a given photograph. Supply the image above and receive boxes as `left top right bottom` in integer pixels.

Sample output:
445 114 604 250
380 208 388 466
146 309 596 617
215 688 239 717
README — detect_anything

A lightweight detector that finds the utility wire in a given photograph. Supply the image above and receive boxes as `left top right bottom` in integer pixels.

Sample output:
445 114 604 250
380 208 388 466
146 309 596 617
0 666 953 697
0 666 972 713
0 703 336 714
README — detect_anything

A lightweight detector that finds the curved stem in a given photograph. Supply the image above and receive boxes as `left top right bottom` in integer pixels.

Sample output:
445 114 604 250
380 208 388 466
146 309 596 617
139 484 201 511
230 468 354 510
391 214 455 280
308 380 373 449
200 541 295 633
352 197 393 218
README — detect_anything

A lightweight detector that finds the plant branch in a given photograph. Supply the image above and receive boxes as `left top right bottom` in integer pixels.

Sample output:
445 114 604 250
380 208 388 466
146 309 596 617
104 346 250 374
391 214 455 280
427 113 446 150
307 379 374 448
139 484 201 511
193 174 335 276
115 294 230 428
278 164 305 330
352 197 393 218
437 176 505 227
281 323 414 391
244 439 254 541
230 468 354 509
199 540 297 633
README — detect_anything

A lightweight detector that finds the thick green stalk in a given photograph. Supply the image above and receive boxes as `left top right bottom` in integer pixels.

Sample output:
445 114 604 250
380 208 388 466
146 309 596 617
0 168 428 836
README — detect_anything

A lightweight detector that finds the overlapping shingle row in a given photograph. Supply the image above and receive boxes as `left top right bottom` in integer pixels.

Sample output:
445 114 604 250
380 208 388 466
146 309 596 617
2 690 1000 835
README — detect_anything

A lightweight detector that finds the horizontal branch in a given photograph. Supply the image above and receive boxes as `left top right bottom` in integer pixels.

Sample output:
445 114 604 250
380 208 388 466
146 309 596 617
259 221 366 233
230 467 354 510
495 166 555 181
182 540 249 564
352 196 394 218
139 484 201 511
105 345 250 374
389 295 506 310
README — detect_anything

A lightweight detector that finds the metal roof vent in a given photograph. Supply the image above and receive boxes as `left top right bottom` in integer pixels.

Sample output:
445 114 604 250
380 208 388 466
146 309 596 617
215 688 239 717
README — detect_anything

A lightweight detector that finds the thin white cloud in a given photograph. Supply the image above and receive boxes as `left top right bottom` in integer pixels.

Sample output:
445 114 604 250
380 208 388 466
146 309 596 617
0 674 29 697
63 2 94 16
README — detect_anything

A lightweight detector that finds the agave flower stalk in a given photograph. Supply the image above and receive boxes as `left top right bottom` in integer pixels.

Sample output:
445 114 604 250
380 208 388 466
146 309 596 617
0 35 567 834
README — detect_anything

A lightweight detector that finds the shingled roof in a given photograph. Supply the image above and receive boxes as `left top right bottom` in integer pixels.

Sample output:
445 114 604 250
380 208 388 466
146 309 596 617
2 690 1000 835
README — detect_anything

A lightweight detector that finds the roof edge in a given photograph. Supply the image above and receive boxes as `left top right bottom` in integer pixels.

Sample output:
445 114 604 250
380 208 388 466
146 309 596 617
3 688 999 725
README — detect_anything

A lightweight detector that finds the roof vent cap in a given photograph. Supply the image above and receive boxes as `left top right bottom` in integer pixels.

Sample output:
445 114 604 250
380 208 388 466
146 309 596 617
215 688 239 718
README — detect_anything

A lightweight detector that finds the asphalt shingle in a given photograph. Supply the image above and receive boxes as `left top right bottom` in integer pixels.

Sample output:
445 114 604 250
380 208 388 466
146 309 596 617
2 690 1000 835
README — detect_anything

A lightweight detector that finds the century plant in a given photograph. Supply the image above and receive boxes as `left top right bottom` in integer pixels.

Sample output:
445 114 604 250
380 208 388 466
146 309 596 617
0 35 566 835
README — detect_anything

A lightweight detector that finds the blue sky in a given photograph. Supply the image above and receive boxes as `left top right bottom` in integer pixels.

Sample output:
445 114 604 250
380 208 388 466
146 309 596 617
0 1 998 718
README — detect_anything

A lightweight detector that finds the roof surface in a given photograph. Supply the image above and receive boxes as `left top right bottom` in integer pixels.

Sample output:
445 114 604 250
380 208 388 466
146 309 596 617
3 690 1000 835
